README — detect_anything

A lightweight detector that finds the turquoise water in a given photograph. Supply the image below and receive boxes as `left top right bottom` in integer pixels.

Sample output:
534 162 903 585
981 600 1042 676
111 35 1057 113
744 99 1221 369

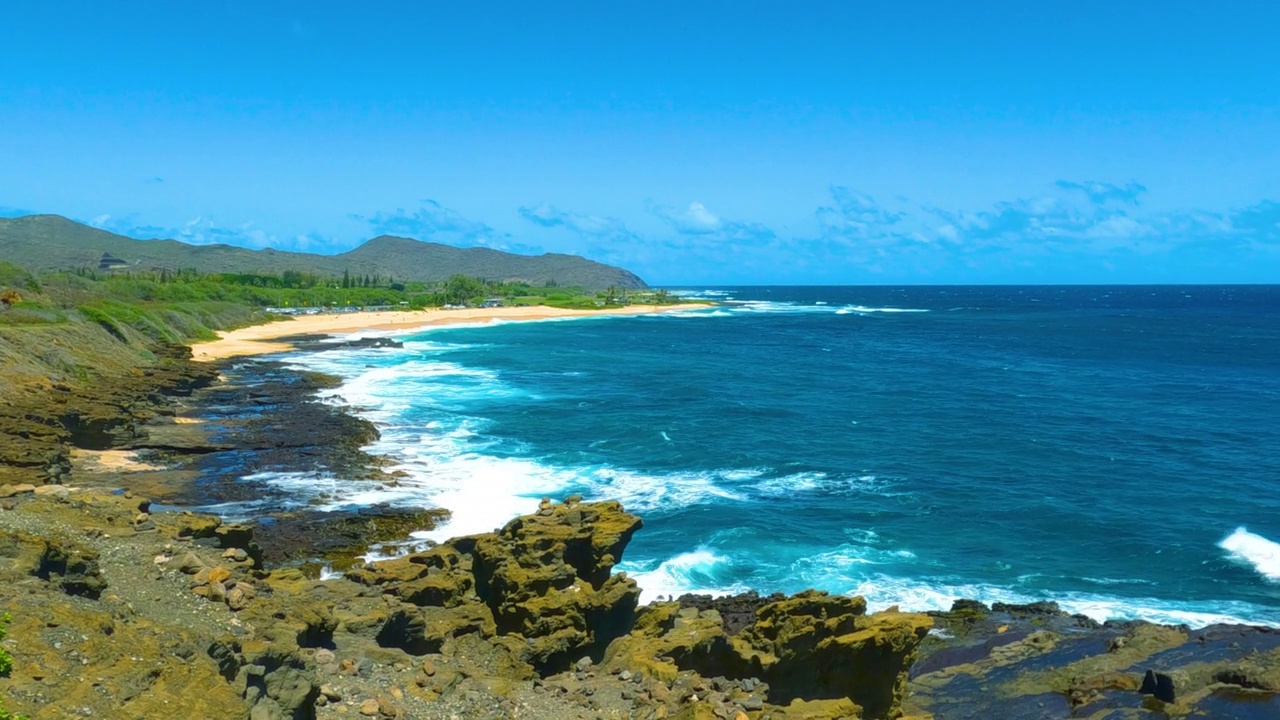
289 286 1280 626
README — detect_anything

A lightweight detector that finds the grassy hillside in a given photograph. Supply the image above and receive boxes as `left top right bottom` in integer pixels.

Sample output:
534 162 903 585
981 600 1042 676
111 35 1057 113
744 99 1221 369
0 262 266 386
0 214 647 290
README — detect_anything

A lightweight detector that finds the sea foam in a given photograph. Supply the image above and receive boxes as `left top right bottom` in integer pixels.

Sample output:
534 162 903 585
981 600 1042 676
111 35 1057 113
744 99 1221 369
621 554 1280 628
1220 527 1280 581
259 296 1280 630
621 548 748 603
837 305 930 314
849 574 1280 628
289 348 753 543
722 300 930 316
622 540 1280 629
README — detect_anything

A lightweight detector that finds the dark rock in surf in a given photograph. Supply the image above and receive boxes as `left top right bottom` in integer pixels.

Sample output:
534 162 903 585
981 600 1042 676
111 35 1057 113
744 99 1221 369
991 601 1062 616
1140 669 1176 702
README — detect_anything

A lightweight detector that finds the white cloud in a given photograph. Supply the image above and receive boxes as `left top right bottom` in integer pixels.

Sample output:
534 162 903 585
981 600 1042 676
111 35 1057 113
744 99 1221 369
652 201 722 234
648 200 775 247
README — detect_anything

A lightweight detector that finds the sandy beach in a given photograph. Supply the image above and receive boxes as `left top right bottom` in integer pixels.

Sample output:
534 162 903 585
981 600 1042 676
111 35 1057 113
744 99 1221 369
190 304 707 361
70 448 167 473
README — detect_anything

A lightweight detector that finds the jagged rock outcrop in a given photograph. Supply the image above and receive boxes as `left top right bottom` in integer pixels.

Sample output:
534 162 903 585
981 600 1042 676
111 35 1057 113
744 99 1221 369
351 498 644 674
469 498 643 672
742 592 931 717
606 591 932 719
344 500 932 717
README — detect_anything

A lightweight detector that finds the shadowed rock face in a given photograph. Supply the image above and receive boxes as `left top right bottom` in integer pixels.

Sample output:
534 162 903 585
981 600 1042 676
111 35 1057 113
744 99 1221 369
676 590 789 635
34 536 107 599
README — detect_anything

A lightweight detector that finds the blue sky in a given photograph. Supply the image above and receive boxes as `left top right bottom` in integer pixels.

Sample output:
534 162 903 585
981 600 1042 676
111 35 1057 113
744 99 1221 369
2 2 1278 284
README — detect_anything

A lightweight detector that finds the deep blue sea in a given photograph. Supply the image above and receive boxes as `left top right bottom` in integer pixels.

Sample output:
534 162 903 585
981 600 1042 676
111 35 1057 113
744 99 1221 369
280 286 1280 627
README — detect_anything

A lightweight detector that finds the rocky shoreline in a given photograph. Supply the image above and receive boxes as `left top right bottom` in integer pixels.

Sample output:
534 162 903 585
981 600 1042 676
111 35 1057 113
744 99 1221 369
1 346 1278 719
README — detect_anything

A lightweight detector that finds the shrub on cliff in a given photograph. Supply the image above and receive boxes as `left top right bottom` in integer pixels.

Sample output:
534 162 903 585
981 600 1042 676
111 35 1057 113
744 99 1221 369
0 612 30 720
0 612 12 676
0 262 40 293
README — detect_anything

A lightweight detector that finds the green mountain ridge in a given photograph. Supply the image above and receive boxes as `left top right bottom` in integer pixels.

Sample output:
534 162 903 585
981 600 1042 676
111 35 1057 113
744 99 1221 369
0 214 647 290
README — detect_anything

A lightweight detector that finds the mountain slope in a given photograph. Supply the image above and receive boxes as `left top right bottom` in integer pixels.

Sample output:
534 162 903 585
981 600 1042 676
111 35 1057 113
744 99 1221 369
0 215 647 289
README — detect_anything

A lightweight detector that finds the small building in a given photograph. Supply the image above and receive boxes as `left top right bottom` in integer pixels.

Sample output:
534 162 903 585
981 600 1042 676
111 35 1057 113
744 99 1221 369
98 252 129 270
480 298 505 308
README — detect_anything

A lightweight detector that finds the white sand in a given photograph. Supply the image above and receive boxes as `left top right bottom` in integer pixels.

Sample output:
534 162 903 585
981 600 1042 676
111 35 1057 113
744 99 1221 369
190 304 707 361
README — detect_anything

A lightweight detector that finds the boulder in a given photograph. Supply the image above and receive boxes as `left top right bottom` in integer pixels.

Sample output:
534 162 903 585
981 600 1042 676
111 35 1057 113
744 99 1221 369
33 537 107 599
604 604 748 682
777 697 863 719
347 545 473 607
172 512 221 540
215 523 264 568
176 552 206 574
0 484 36 498
241 645 320 720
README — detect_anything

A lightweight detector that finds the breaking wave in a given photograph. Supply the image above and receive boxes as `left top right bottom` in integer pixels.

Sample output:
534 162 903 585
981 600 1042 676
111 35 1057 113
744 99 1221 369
1220 527 1280 582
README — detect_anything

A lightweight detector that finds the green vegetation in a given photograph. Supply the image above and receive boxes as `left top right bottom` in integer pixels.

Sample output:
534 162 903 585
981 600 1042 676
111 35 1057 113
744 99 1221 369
0 265 268 339
0 612 28 720
0 613 11 676
4 265 682 322
0 261 266 386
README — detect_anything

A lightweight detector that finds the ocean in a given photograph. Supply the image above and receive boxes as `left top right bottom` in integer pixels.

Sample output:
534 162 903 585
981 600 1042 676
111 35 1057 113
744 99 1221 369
279 285 1280 627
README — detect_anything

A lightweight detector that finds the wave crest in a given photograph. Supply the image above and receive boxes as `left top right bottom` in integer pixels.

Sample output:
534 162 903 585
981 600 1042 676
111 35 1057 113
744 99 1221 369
1220 527 1280 581
620 548 747 603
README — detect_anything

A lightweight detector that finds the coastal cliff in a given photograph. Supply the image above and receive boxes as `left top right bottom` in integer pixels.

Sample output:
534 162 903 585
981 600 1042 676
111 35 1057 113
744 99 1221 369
0 490 933 719
3 478 1278 719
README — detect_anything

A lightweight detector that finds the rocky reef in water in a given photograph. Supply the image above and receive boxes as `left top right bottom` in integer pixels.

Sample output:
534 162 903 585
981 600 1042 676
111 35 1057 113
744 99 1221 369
907 599 1280 719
